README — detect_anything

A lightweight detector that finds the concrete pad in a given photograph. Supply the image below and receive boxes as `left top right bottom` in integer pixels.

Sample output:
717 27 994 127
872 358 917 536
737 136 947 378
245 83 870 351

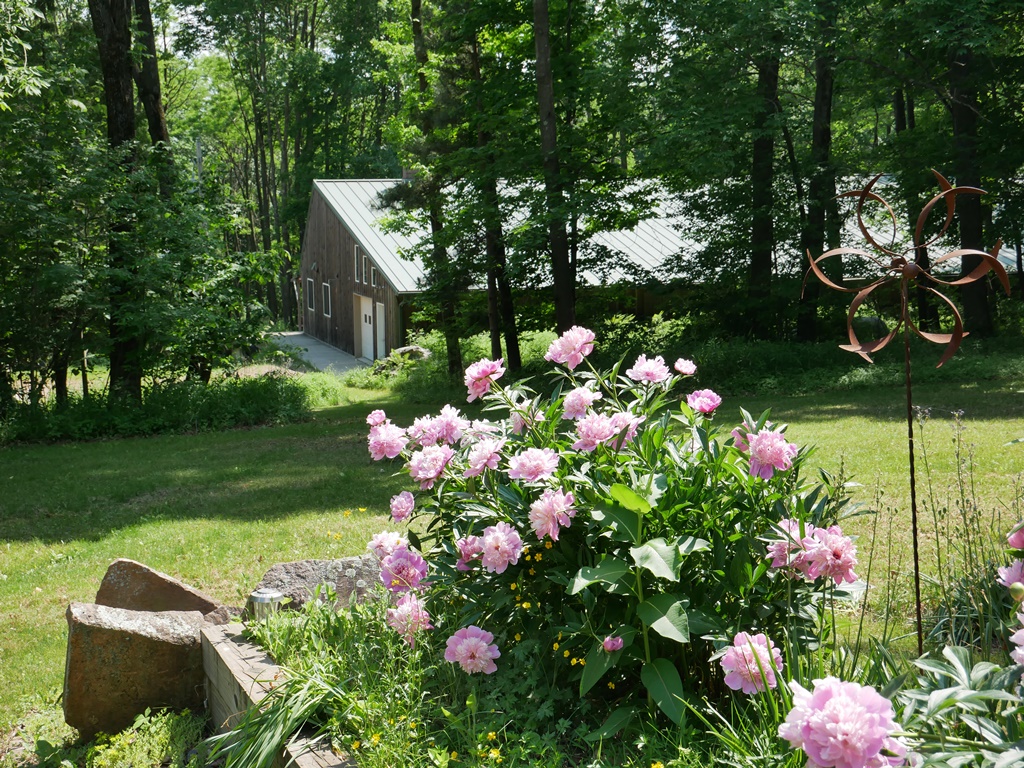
271 332 365 375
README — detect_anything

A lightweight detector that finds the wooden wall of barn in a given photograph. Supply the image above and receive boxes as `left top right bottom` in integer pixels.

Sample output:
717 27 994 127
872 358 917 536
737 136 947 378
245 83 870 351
300 188 404 359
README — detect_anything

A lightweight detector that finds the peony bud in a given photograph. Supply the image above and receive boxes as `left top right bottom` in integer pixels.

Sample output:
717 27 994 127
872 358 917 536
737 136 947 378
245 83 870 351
1010 582 1024 602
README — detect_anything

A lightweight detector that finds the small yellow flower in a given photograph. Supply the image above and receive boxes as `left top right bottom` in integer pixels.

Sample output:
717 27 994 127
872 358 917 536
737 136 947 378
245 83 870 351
489 748 501 759
371 733 381 745
351 741 361 750
514 632 521 641
545 540 553 549
525 554 532 561
451 752 458 760
607 682 616 690
552 642 559 650
521 601 531 609
652 762 664 768
579 658 586 665
529 568 536 576
515 595 521 603
563 649 570 658
343 509 352 517
510 582 517 590
571 657 578 666
534 552 542 561
358 507 367 512
487 731 497 741
558 631 563 640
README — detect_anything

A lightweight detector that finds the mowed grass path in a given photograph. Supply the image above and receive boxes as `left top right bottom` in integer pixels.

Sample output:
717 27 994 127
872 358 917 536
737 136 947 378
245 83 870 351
1 378 1022 732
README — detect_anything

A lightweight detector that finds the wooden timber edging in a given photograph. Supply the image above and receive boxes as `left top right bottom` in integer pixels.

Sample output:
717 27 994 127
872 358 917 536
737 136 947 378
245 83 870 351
201 624 353 768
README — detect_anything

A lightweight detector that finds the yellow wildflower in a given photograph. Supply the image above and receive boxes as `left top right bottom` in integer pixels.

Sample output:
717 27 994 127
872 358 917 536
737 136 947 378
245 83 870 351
534 552 542 561
652 762 664 768
607 682 616 690
553 642 560 651
514 633 521 641
358 507 367 512
571 657 578 666
371 733 381 745
521 601 531 609
489 748 501 759
510 582 517 590
343 510 352 517
563 650 570 658
487 731 497 741
451 752 458 760
351 741 361 750
525 554 532 561
545 540 553 549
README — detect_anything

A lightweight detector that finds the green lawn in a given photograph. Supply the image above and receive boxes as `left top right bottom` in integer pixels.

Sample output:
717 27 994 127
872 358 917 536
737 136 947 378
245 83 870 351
1 377 1022 734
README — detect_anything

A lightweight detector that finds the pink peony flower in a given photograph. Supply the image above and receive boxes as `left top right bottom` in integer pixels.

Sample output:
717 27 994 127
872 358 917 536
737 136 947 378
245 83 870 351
1010 612 1024 667
368 423 408 460
464 358 505 402
687 389 722 415
998 560 1024 589
1008 524 1024 550
387 593 433 647
510 404 545 435
720 632 784 695
779 677 906 768
390 491 415 523
609 410 644 449
767 518 818 575
367 531 408 560
747 428 799 480
674 358 696 376
480 521 523 574
366 409 388 427
572 412 618 452
507 447 559 482
625 354 671 384
455 535 484 571
529 489 576 541
433 405 470 444
464 438 505 478
804 526 859 585
545 326 596 370
379 546 428 593
444 626 500 675
408 445 455 490
602 636 624 652
461 419 500 445
562 387 603 420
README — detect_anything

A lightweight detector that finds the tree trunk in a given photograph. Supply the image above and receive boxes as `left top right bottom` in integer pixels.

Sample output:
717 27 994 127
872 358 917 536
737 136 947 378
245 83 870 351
749 51 779 338
949 49 992 334
131 0 172 197
534 0 575 333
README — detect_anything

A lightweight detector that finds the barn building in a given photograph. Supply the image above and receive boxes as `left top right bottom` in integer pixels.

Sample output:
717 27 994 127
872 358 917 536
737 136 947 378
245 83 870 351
299 178 693 360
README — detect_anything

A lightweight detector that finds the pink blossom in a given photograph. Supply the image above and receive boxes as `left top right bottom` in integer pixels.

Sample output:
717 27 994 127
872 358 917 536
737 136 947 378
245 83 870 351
625 354 671 383
480 522 523 574
366 409 388 427
461 419 500 445
720 632 784 694
464 438 505 478
687 389 722 415
507 447 559 482
572 412 618 452
433 405 470 444
602 636 624 652
731 419 769 452
767 519 818 576
406 416 439 447
464 358 505 402
779 677 906 768
1009 612 1024 667
389 491 415 523
562 387 603 420
1008 525 1024 550
804 527 859 585
609 410 644 449
444 625 500 675
379 547 428 593
997 559 1024 589
387 593 433 647
408 445 455 490
510 404 545 435
529 489 577 541
367 531 408 560
368 423 408 460
747 428 799 480
674 358 696 376
455 535 484 571
545 326 596 370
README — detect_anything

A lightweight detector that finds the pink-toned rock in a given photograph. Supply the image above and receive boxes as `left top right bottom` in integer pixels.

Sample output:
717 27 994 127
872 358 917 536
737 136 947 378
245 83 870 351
63 602 205 740
95 559 220 615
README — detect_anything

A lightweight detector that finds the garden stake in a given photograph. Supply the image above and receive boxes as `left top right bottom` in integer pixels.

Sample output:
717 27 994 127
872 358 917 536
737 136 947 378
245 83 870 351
803 170 1011 655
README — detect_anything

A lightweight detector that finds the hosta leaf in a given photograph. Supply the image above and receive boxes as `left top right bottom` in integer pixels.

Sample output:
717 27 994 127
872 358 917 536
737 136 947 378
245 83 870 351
637 594 689 643
641 658 685 724
569 558 631 595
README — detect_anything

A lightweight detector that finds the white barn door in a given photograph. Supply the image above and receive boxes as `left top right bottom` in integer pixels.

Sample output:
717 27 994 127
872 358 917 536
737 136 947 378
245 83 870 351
358 295 373 360
375 302 386 360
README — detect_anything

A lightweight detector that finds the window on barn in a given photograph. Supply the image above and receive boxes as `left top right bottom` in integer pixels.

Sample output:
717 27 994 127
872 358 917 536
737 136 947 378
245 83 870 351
354 245 361 284
322 282 332 317
371 267 378 287
363 255 369 286
306 278 315 311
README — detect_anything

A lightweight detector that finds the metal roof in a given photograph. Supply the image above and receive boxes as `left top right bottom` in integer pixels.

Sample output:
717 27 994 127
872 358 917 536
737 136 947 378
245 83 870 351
312 179 699 294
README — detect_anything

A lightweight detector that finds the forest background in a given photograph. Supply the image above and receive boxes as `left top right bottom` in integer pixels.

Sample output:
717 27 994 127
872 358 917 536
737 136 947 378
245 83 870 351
2 0 1024 414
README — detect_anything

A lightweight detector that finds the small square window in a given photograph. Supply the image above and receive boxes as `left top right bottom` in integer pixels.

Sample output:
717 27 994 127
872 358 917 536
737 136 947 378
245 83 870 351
306 278 315 311
322 282 332 317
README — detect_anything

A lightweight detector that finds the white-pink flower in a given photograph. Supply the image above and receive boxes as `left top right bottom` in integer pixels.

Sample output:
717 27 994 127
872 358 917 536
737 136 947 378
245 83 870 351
529 489 576 541
480 521 523 574
510 404 545 435
1008 524 1024 550
572 412 617 452
562 386 603 420
455 535 484 571
766 518 818 575
779 677 906 768
366 409 388 427
609 410 644 449
368 423 408 460
444 625 500 674
379 546 428 593
464 438 505 478
720 632 784 694
687 389 722 415
408 445 455 490
602 636 624 652
804 526 859 585
390 491 415 523
461 419 500 445
544 326 596 370
1009 611 1024 668
625 354 671 383
507 447 559 482
998 559 1024 589
367 531 408 560
747 428 798 480
464 358 505 402
387 593 433 647
674 358 696 376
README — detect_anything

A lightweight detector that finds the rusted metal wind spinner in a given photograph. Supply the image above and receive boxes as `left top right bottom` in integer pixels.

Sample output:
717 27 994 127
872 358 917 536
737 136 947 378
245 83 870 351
804 170 1011 656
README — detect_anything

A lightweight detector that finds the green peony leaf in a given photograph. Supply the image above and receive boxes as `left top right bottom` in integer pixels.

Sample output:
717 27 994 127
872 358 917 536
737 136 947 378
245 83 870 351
610 483 652 514
641 658 685 724
579 641 618 696
592 502 642 544
630 537 682 581
583 706 635 743
569 557 631 594
637 594 690 643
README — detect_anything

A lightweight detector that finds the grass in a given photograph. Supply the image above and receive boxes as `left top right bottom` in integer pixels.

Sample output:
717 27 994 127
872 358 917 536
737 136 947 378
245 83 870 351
1 357 1022 754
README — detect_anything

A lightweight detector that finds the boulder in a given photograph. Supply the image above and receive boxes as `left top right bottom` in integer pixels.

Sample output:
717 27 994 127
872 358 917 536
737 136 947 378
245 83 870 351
96 559 221 615
255 555 380 610
63 603 205 740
